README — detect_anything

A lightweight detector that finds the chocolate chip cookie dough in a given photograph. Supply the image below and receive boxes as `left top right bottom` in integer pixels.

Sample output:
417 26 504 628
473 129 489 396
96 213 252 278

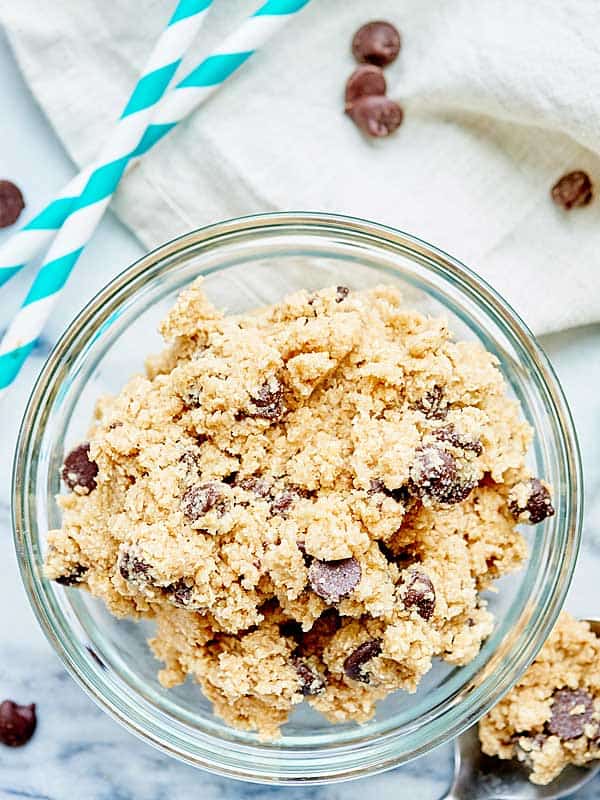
45 282 554 739
479 612 600 785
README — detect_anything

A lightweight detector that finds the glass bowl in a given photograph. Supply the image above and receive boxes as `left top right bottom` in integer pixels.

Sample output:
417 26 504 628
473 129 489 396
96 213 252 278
12 213 582 784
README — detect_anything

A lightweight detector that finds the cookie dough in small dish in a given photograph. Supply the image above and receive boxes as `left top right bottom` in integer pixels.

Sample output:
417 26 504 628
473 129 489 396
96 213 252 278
45 282 554 740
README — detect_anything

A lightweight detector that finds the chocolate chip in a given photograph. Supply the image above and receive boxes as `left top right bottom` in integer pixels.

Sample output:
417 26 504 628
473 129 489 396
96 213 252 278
165 578 193 607
54 564 88 586
292 658 326 696
0 701 36 747
548 688 594 740
347 95 404 138
0 180 25 228
182 482 226 521
118 549 152 583
368 477 409 503
308 557 361 603
271 490 299 516
417 385 448 420
509 478 555 524
237 475 272 498
409 445 474 504
345 65 386 109
248 377 287 422
352 21 401 67
335 285 350 303
343 639 382 683
401 570 436 620
433 425 483 456
551 171 593 210
62 443 98 493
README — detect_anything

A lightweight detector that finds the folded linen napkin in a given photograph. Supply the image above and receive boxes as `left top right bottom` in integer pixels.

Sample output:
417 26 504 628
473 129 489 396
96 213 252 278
3 0 600 334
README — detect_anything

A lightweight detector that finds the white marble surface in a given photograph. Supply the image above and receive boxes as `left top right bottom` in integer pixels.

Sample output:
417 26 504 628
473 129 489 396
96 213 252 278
0 27 599 800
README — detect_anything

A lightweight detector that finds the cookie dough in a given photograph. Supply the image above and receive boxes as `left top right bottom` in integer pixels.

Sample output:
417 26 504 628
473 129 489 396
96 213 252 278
45 282 554 739
479 612 600 785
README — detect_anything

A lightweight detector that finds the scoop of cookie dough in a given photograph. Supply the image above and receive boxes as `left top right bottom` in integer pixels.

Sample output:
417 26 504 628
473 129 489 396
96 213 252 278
479 612 600 785
45 281 550 739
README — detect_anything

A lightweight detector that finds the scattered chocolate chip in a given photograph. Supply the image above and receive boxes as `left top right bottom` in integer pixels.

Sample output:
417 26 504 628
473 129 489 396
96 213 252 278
343 639 382 683
433 425 483 456
345 65 386 109
0 701 36 747
118 549 152 583
248 377 287 422
308 557 361 604
297 609 342 656
0 180 25 228
548 688 594 740
352 21 401 67
237 475 272 498
335 285 350 303
347 95 403 138
551 171 593 210
292 658 326 696
61 443 98 493
416 385 448 420
182 482 226 521
401 570 436 620
509 478 555 525
409 445 474 504
54 564 88 586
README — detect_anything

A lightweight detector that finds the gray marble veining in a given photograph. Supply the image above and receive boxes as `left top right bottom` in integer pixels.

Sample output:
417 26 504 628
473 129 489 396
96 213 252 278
0 28 598 800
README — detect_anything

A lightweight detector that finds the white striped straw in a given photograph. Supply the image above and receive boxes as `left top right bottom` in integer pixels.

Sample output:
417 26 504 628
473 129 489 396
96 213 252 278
0 0 312 398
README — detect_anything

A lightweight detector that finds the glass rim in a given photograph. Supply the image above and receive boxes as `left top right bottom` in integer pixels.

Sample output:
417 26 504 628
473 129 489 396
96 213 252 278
12 212 583 784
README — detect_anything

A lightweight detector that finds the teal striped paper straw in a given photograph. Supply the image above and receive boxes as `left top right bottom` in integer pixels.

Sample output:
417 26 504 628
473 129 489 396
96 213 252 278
0 0 311 292
0 0 214 291
0 0 312 397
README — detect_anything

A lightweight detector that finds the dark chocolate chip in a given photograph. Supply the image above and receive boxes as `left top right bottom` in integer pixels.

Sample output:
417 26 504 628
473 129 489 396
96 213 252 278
54 564 88 586
401 570 436 620
0 180 25 228
118 550 152 583
345 65 386 109
417 385 448 420
62 443 98 493
509 478 555 524
182 482 226 521
248 378 287 422
271 490 298 516
237 476 272 498
548 688 594 740
352 20 401 67
165 578 193 607
409 445 474 504
343 639 382 683
292 658 326 696
433 425 483 456
335 285 350 303
308 557 361 603
368 477 409 503
347 95 403 138
0 700 36 747
551 171 593 210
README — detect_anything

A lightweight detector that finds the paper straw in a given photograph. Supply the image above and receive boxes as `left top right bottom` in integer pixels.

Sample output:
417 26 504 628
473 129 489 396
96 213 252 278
0 0 311 397
0 0 311 291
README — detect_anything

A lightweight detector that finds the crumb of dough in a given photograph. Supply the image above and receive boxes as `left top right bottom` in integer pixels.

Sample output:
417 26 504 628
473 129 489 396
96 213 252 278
45 281 550 739
479 611 600 784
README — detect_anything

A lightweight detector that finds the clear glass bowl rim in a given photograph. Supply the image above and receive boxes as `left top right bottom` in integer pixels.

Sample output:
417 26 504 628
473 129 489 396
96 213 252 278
12 212 583 785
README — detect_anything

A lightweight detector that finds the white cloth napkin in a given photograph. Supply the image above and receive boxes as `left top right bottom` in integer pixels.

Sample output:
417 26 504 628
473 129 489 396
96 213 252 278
3 0 600 334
